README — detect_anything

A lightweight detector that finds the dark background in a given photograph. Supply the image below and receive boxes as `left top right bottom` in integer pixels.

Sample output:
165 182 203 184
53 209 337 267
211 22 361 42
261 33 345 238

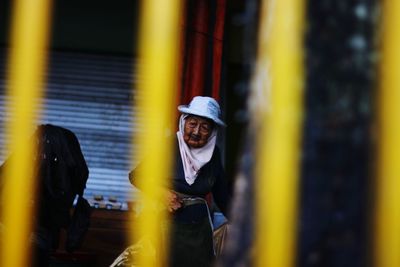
0 0 138 55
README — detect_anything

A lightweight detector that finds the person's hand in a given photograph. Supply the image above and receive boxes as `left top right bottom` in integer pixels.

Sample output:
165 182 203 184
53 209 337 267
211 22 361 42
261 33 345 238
164 190 182 212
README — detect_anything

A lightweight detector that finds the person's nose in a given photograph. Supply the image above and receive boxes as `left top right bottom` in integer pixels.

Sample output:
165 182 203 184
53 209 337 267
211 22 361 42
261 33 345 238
192 125 200 135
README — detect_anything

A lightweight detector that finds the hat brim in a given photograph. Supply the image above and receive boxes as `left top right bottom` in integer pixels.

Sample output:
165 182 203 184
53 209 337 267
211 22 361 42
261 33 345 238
178 105 226 127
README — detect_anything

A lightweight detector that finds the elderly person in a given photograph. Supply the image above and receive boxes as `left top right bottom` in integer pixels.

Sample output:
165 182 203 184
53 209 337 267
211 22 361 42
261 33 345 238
128 96 231 267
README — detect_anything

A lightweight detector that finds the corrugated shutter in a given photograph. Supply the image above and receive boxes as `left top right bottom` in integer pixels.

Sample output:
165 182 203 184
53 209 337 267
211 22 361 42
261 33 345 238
0 49 137 205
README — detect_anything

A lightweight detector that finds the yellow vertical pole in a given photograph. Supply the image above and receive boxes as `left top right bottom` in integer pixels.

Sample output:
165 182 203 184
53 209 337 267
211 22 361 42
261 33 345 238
374 1 400 266
132 1 182 266
253 0 305 266
1 0 52 267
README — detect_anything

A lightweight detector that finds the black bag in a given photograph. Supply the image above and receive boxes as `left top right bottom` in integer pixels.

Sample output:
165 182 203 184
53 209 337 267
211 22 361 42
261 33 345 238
65 195 92 252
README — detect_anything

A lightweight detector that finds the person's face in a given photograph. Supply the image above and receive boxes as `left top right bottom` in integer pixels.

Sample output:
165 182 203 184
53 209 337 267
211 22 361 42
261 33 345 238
183 115 214 148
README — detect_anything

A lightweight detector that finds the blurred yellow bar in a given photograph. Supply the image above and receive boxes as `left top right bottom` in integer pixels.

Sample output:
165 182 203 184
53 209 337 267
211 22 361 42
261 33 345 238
1 0 52 267
254 0 305 266
131 0 182 266
374 1 400 267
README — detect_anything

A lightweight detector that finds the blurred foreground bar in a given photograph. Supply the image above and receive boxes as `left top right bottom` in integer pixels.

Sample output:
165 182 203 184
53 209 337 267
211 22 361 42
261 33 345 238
131 0 182 266
254 0 305 266
1 0 52 267
374 1 400 267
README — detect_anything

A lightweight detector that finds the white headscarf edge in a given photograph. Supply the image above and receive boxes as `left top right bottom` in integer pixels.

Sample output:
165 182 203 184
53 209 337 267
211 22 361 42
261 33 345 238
176 114 217 185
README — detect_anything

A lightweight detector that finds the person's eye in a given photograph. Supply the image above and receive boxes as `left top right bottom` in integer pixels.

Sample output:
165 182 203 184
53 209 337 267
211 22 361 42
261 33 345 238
201 125 210 132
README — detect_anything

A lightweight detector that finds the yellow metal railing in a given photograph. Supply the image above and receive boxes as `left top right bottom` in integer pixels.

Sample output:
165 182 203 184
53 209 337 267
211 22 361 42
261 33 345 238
131 0 183 266
3 1 400 267
374 1 400 267
253 0 305 266
1 0 52 267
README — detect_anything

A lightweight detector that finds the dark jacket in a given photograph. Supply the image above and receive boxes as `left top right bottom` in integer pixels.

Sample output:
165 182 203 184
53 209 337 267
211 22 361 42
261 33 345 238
0 124 91 257
129 138 231 223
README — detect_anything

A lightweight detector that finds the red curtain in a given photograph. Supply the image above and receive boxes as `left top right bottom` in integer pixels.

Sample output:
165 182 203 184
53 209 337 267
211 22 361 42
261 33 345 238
178 0 226 105
176 0 227 205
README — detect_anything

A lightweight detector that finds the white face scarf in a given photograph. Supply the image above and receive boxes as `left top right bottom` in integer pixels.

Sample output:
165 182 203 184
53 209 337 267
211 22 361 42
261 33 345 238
176 115 217 185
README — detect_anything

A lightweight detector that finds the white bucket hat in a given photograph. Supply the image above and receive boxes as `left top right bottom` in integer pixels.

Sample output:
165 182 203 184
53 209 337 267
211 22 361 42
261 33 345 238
178 96 226 127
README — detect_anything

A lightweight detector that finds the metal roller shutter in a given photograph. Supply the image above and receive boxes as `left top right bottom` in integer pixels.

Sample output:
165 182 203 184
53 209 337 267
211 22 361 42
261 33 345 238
0 49 137 206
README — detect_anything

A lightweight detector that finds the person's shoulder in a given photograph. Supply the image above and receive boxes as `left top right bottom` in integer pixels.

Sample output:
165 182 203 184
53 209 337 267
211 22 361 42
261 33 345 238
212 145 223 161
